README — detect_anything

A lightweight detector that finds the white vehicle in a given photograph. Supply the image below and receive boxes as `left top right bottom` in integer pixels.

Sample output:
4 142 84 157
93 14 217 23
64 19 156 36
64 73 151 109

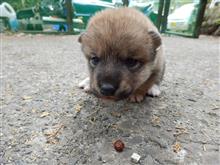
0 2 16 19
209 0 220 8
0 2 18 31
167 3 196 32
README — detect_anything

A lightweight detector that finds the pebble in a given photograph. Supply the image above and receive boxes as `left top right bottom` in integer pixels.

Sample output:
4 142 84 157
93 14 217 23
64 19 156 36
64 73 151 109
131 153 141 163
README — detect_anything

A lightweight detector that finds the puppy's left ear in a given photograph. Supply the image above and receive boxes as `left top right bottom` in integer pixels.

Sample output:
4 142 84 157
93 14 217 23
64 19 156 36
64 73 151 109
78 32 86 43
148 31 162 51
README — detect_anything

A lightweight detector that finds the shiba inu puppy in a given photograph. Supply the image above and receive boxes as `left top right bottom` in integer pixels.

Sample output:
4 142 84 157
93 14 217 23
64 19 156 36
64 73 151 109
78 7 165 102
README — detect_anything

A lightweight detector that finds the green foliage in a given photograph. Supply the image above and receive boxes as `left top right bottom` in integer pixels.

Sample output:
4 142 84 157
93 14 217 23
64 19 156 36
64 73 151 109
1 0 40 11
201 5 220 35
204 6 220 25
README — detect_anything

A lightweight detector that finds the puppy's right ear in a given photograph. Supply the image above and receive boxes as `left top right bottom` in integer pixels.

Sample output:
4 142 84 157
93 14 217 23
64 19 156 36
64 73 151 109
78 32 86 43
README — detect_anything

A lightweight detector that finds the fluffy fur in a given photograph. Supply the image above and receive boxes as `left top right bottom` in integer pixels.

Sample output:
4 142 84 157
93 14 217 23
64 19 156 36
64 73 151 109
78 7 165 102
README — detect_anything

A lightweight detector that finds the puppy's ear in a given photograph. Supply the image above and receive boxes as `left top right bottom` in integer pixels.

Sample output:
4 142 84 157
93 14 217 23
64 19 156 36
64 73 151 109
148 31 162 51
78 32 86 43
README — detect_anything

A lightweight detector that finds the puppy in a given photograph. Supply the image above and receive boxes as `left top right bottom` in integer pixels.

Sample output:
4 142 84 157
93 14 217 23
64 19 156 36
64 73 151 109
78 7 165 102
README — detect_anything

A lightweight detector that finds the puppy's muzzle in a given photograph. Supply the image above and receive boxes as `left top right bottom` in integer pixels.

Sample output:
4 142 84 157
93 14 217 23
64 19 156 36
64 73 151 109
100 83 117 96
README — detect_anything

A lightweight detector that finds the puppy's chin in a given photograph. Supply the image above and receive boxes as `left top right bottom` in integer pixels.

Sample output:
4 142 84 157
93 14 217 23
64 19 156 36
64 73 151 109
91 88 132 101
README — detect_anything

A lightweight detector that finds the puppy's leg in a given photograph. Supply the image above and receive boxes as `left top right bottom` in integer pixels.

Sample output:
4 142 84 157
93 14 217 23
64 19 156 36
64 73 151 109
129 73 158 103
147 84 161 97
129 63 165 103
147 61 165 97
78 77 91 92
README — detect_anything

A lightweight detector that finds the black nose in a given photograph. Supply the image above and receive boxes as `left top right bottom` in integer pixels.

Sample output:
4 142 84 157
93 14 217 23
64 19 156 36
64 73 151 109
100 83 116 96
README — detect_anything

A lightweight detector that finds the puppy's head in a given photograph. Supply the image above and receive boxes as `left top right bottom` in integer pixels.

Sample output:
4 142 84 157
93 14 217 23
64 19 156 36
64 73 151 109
78 8 161 100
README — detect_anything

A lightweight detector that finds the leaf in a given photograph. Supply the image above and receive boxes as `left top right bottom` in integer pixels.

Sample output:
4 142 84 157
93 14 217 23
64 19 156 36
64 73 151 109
74 104 82 113
172 142 182 153
22 96 32 100
151 115 160 126
40 112 50 118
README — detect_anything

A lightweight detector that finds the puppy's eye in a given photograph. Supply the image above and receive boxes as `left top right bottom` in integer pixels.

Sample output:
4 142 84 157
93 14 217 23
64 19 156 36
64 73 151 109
90 56 100 67
124 58 140 70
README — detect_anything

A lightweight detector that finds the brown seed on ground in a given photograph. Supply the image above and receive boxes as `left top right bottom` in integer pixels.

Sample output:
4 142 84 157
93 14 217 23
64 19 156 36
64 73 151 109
113 140 125 152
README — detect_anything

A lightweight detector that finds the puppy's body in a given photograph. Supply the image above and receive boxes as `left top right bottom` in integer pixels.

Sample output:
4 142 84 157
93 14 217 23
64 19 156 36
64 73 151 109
78 8 165 102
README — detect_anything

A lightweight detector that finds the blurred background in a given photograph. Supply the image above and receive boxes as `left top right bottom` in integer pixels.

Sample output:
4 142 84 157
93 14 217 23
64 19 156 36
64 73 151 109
0 0 219 37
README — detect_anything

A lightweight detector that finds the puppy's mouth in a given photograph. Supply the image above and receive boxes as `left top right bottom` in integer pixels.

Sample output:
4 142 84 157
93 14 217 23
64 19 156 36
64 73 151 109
91 89 132 101
116 90 133 99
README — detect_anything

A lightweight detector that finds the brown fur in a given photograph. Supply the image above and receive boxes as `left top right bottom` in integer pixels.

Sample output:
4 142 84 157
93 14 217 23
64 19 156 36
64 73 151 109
79 7 165 102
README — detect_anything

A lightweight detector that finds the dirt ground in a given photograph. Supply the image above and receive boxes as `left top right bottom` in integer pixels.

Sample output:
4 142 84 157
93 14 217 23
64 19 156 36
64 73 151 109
1 34 219 165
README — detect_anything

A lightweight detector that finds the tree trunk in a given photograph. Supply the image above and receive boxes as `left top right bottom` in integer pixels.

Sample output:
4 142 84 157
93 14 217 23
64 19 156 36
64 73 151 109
122 0 129 6
65 0 74 33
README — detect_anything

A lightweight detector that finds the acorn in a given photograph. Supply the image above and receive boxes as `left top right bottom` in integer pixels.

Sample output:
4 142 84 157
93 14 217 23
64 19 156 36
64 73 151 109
113 139 125 152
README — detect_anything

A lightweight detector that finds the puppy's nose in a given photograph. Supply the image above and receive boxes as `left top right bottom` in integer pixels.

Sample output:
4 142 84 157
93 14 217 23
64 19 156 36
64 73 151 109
100 83 116 96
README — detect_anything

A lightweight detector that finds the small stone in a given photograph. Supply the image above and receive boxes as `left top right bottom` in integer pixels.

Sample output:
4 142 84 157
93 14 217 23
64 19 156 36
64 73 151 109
131 153 141 163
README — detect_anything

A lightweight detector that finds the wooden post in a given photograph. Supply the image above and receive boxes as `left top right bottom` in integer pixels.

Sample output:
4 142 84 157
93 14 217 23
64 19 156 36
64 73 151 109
161 0 171 33
156 0 164 31
193 0 207 38
65 0 74 33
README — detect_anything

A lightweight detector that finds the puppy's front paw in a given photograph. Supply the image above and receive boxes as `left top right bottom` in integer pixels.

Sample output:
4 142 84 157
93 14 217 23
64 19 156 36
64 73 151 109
147 84 161 97
78 77 90 92
128 94 145 103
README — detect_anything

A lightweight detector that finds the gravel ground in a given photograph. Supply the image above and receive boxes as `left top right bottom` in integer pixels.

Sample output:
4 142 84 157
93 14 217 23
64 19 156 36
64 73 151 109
1 34 219 165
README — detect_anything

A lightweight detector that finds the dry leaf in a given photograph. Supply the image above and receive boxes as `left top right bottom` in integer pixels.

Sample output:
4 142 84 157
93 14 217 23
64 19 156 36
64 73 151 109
40 112 50 118
74 104 82 113
111 124 118 130
111 111 121 118
151 115 160 126
172 142 181 153
44 124 64 144
47 138 59 144
212 104 219 110
22 96 32 100
45 125 64 138
32 109 37 113
203 144 206 151
173 125 188 136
